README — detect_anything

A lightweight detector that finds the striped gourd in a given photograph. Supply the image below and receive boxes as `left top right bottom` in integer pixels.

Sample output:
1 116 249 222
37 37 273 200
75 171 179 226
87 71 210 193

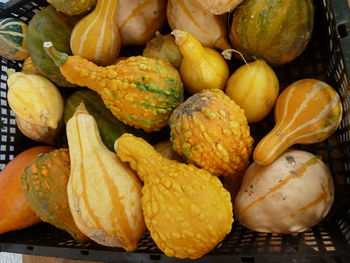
70 0 121 66
0 18 29 60
66 103 145 251
235 150 334 234
253 79 343 166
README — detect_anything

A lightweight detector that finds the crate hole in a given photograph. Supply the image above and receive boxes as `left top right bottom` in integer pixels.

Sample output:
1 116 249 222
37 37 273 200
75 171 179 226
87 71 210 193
27 246 34 251
241 257 255 263
337 23 348 38
149 254 161 260
80 250 89 256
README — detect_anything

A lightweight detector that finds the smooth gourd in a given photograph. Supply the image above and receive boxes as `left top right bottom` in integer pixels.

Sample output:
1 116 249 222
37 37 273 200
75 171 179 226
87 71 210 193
47 0 96 15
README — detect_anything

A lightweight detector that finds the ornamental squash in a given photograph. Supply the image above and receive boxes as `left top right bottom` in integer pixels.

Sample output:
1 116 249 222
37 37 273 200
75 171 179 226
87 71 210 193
0 18 29 60
21 149 87 242
191 0 243 15
66 104 145 251
117 0 166 46
253 79 343 166
44 43 184 132
235 150 334 234
21 57 41 75
229 0 314 66
0 146 53 235
47 0 96 15
26 5 79 87
154 141 183 162
70 0 121 66
115 134 233 259
169 89 254 177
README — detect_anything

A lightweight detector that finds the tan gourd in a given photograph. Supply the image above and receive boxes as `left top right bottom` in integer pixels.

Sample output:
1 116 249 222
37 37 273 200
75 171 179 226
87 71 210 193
191 0 243 15
70 0 121 66
66 103 145 251
253 79 343 166
115 134 233 259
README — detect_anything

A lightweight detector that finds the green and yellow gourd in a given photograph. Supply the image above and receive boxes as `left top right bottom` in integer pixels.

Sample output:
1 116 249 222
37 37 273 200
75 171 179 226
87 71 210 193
0 18 29 60
47 0 96 15
44 43 184 132
229 0 314 66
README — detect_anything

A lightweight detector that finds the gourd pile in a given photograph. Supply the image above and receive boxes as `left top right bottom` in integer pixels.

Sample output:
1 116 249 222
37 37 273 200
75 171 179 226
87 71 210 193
0 0 343 260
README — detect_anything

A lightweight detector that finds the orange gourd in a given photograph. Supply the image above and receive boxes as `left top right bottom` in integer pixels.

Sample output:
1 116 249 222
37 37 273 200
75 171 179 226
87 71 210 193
253 79 343 166
70 0 121 66
0 146 54 234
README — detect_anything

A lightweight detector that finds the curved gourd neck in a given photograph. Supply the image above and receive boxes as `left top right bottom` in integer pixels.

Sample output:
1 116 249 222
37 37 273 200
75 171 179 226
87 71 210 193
94 0 119 20
172 30 206 60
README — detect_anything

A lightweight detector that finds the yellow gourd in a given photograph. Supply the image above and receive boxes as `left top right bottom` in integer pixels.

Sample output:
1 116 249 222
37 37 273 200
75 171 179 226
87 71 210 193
115 134 233 259
70 0 121 66
66 104 145 251
172 30 229 94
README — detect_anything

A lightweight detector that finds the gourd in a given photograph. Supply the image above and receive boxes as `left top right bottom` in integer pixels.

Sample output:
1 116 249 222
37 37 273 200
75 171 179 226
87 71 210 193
115 133 233 259
229 0 314 66
169 89 254 177
225 59 279 123
47 0 96 15
26 6 79 87
44 43 184 132
154 141 183 162
66 104 145 251
172 30 229 94
6 71 64 145
70 0 121 66
167 0 231 50
21 149 87 242
21 57 41 75
235 150 334 234
253 79 343 166
143 32 183 68
191 0 243 15
117 0 166 46
0 146 53 235
64 90 151 151
0 18 29 60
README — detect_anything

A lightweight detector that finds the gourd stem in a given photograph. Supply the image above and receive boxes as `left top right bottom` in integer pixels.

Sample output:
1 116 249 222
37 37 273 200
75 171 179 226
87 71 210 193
74 102 89 116
43 42 68 67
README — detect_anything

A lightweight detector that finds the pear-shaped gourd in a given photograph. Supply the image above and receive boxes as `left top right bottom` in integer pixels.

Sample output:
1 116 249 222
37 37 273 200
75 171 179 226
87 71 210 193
172 30 229 94
70 0 121 66
66 104 145 251
253 79 343 166
115 134 233 259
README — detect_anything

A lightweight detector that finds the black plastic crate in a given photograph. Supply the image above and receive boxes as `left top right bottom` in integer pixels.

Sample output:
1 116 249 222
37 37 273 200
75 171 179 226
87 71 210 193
0 0 350 262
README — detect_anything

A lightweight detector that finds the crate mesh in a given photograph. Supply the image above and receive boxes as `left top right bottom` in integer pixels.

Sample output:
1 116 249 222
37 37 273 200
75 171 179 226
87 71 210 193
0 0 350 262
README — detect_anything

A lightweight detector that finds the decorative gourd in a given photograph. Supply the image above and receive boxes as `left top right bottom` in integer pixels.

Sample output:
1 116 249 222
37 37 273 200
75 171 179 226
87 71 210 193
44 43 184 132
47 0 96 15
167 0 231 50
253 79 343 166
0 18 29 60
169 89 254 177
143 32 183 68
70 0 121 66
229 0 314 66
21 57 41 75
225 59 279 123
235 150 334 234
172 30 229 94
64 90 151 151
26 6 79 87
115 134 233 259
191 0 243 15
0 146 53 235
7 71 64 145
21 149 87 242
154 141 183 162
66 104 145 251
117 0 166 46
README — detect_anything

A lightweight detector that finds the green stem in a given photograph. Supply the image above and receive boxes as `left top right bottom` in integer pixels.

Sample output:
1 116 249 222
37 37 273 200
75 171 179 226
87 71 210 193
43 42 68 67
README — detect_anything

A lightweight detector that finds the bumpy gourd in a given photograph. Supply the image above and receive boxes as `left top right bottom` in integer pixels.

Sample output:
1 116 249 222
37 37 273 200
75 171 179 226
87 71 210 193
115 134 233 259
70 0 121 66
47 0 96 15
66 104 145 251
21 149 87 242
253 79 343 166
44 43 184 132
169 89 254 177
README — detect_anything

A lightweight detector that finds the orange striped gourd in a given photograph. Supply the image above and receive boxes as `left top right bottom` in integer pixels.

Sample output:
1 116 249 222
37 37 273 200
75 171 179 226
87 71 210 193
66 103 145 251
70 0 121 66
253 79 342 166
235 150 334 234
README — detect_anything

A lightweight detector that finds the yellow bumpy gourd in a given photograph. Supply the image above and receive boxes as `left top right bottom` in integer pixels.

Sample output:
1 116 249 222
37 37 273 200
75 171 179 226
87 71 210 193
115 134 233 259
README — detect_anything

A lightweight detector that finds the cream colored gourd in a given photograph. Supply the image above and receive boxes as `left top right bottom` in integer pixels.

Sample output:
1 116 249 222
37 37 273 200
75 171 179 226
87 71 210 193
66 103 145 251
235 150 334 234
70 0 121 66
191 0 243 15
6 71 64 144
